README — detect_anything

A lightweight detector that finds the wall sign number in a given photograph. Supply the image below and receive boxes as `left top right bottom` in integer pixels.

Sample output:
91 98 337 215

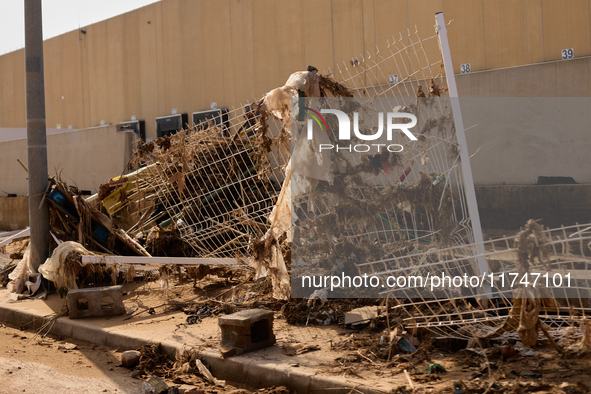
460 63 471 74
389 74 399 84
562 48 574 60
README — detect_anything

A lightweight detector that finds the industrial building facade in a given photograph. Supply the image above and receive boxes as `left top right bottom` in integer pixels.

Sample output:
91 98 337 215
1 0 591 139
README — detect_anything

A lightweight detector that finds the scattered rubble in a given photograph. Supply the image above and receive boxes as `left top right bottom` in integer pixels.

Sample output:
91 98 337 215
121 349 141 368
132 343 291 393
1 62 591 393
65 285 125 319
219 308 276 357
4 243 44 301
280 342 320 356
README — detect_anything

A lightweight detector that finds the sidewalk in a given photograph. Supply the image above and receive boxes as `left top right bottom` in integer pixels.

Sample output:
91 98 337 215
0 284 404 393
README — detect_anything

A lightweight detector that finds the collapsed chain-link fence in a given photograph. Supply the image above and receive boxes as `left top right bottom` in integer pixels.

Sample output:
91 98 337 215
118 18 591 343
290 25 480 296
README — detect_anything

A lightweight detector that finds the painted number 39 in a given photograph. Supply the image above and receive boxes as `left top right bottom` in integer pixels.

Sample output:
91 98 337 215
562 48 574 60
460 64 471 74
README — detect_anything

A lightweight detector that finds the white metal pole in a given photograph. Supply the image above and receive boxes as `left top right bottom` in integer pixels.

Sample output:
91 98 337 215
435 13 489 286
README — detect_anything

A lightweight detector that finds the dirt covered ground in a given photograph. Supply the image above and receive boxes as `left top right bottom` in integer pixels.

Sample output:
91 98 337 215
2 236 591 393
0 323 142 393
0 323 291 394
118 272 591 393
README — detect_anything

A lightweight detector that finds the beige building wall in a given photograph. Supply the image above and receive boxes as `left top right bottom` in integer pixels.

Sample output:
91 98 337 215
1 0 590 138
0 197 29 231
0 57 589 201
0 125 130 197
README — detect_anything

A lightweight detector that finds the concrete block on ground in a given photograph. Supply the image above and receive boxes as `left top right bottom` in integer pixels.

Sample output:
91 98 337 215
66 285 125 319
218 308 275 356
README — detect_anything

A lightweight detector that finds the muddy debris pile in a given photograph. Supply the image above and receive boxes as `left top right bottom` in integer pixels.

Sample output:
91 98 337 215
130 343 292 394
8 69 352 299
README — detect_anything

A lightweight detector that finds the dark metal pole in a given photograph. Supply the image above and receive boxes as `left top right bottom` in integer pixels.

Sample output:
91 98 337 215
24 0 49 269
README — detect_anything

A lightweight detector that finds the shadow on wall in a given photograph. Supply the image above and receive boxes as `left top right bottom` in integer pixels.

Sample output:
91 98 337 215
0 197 29 231
476 184 591 230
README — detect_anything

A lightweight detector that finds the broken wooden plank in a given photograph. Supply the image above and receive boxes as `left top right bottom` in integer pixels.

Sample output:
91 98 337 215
0 228 30 248
80 255 244 267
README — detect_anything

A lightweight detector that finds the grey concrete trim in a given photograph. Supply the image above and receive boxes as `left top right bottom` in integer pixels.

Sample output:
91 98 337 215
0 302 388 394
81 255 244 267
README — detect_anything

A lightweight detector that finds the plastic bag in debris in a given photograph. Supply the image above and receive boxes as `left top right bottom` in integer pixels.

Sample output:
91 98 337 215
251 238 290 301
284 71 321 97
308 288 328 303
267 160 293 241
6 273 42 297
260 86 294 122
289 91 334 192
260 70 320 122
261 69 332 192
269 243 290 300
290 113 335 215
251 162 292 300
38 241 92 290
8 244 34 281
291 121 334 191
517 290 541 347
6 244 42 297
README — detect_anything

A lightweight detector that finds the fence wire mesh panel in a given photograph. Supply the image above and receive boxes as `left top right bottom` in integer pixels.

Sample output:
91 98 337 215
129 106 290 263
374 222 591 340
123 18 591 343
290 27 484 298
288 22 591 343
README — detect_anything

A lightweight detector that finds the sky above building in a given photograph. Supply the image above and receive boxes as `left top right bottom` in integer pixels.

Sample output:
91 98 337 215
0 0 161 55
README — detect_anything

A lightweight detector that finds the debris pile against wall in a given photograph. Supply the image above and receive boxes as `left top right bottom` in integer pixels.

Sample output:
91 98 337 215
373 221 591 344
38 241 96 291
290 90 468 300
46 178 149 257
129 124 284 260
10 58 469 305
24 70 322 296
90 69 352 299
5 245 42 299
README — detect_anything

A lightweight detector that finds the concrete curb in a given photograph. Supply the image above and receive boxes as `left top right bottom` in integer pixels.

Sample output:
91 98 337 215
0 303 389 394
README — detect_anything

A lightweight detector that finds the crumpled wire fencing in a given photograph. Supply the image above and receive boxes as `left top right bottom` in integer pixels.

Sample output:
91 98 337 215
290 23 482 298
130 108 290 265
374 222 591 342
